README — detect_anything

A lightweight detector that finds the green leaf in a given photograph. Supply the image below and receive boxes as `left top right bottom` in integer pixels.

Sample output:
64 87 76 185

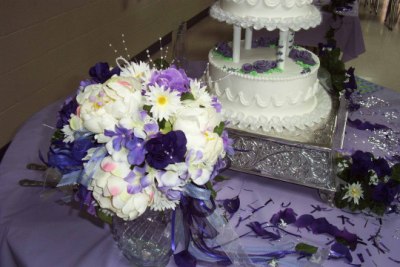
96 208 112 225
295 243 318 255
181 92 195 101
51 129 65 142
159 119 172 134
214 175 230 183
391 163 400 182
143 105 152 113
213 122 225 136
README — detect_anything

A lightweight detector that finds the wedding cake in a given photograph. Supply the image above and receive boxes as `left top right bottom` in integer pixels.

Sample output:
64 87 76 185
208 0 332 132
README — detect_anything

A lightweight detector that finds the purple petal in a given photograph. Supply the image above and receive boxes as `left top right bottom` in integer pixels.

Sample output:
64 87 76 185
223 196 240 215
330 242 353 262
112 137 122 151
270 208 297 225
295 214 315 228
127 184 141 194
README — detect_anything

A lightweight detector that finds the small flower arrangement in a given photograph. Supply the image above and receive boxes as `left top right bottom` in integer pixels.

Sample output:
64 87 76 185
334 150 400 215
44 57 232 221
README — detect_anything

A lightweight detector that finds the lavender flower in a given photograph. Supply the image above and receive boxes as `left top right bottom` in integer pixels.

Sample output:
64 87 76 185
104 125 133 151
145 130 187 169
124 167 151 194
149 66 190 93
211 96 222 113
126 136 146 166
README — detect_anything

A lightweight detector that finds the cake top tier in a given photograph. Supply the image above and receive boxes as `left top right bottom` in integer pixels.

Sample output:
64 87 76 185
210 0 322 31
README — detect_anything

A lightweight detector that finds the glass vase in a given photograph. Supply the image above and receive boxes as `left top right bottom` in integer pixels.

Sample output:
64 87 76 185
112 209 173 267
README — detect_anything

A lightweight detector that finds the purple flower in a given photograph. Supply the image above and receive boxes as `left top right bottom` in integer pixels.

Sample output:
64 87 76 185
89 62 120 84
158 186 182 200
104 125 133 152
222 130 234 156
210 157 228 181
289 49 316 66
215 42 233 58
270 208 297 225
124 167 151 194
75 186 97 216
149 66 189 93
349 150 374 179
372 180 400 206
372 158 391 178
253 60 277 73
145 130 187 169
211 96 222 113
241 63 254 74
126 136 146 166
56 97 78 129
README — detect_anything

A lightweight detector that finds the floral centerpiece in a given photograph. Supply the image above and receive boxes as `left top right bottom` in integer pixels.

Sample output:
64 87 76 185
44 57 232 222
334 150 400 215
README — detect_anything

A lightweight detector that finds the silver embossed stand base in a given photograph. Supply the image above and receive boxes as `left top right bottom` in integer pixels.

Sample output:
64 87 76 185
227 85 348 205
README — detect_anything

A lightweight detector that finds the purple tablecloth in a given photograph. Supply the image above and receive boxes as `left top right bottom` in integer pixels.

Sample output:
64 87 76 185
1 77 399 266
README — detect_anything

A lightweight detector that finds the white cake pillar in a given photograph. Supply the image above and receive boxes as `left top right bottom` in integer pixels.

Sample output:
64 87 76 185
277 30 289 70
286 30 295 56
244 28 253 50
232 25 241 63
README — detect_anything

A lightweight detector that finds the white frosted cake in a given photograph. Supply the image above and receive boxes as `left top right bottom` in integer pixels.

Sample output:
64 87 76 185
208 0 331 132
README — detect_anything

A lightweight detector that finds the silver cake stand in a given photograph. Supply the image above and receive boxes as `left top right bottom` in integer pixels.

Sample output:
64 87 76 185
226 69 348 204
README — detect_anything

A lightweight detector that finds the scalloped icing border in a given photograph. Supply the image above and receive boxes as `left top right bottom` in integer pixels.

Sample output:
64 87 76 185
213 78 320 107
220 84 332 132
210 2 322 31
227 0 314 8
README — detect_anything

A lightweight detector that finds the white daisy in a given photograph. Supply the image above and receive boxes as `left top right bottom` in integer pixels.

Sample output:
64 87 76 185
342 182 364 205
146 85 181 121
119 60 151 83
187 79 212 107
150 186 180 211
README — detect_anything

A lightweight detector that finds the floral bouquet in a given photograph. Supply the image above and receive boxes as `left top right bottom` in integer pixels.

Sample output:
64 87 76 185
42 57 233 224
334 150 400 215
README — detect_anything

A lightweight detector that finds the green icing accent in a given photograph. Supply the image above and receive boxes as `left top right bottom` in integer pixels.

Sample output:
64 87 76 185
296 61 314 69
212 50 233 61
239 68 283 76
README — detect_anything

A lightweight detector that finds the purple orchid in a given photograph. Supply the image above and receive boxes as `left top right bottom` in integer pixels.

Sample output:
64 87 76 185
149 66 190 93
289 49 316 66
89 62 120 84
104 125 133 152
56 97 78 129
270 208 297 225
124 166 151 194
145 130 187 169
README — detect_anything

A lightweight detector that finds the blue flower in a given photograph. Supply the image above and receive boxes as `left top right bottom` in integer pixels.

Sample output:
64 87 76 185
145 130 187 169
89 62 120 84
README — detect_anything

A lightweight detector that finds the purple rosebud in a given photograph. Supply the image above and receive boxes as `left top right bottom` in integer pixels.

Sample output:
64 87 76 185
253 60 268 73
289 49 316 66
145 130 187 169
149 66 190 93
241 63 254 74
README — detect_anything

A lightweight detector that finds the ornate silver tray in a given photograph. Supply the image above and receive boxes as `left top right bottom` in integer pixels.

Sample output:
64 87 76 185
226 71 348 204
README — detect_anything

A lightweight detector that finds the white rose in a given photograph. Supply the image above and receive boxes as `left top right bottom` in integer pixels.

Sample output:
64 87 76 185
202 131 225 166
